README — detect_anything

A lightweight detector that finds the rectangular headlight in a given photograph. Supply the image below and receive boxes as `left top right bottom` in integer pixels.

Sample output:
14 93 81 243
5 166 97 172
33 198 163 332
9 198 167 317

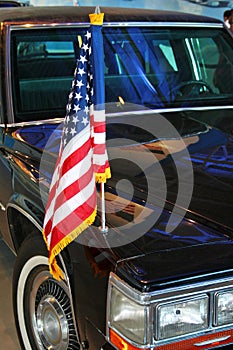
216 290 233 326
156 295 208 340
109 286 147 345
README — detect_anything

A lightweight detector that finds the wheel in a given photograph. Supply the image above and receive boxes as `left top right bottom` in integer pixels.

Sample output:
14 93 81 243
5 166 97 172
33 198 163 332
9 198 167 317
13 233 80 350
173 80 213 98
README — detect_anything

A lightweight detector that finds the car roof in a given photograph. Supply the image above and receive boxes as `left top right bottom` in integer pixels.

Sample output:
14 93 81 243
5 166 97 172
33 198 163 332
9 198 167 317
0 6 222 27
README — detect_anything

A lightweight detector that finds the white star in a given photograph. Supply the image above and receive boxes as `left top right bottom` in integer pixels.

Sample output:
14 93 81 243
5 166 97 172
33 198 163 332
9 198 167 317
85 94 90 103
84 106 89 114
66 104 71 112
82 116 89 126
72 115 79 124
70 127 77 136
73 104 80 113
79 55 87 64
82 43 89 52
75 92 82 101
76 80 84 89
78 67 86 76
85 31 91 40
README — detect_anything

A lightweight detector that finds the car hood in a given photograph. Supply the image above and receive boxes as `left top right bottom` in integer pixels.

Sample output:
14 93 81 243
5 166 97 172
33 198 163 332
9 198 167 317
105 107 233 230
104 107 233 287
11 108 233 286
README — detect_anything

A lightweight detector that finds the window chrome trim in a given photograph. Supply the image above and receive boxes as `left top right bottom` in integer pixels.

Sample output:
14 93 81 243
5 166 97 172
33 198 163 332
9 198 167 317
8 22 224 31
5 25 14 124
107 272 233 348
1 105 233 129
106 105 233 119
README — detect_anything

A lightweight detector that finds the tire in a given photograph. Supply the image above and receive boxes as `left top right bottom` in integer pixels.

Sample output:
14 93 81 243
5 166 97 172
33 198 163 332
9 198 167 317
12 233 80 350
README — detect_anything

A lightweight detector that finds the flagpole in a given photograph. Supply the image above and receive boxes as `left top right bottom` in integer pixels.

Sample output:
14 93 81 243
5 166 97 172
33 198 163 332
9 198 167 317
97 4 107 234
100 182 108 233
90 6 110 234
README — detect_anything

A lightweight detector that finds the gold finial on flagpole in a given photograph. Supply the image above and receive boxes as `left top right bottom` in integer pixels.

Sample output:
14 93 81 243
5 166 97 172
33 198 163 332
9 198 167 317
89 6 104 25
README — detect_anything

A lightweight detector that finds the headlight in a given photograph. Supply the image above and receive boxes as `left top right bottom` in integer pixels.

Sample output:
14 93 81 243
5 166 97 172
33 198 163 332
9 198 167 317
109 286 147 345
156 295 209 340
216 290 233 326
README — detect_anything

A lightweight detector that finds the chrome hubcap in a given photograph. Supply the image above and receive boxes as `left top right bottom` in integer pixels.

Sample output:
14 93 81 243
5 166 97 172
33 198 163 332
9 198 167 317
30 270 79 350
37 296 68 349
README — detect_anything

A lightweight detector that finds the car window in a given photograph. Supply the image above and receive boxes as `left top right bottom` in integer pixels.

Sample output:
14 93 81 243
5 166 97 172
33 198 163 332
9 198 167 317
103 27 233 109
11 28 81 122
11 26 233 123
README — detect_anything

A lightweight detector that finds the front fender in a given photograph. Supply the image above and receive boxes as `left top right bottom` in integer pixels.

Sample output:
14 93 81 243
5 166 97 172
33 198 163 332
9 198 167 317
7 193 44 252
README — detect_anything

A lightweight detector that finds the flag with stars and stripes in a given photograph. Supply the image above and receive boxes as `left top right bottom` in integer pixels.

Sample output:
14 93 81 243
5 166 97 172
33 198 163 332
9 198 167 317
43 11 111 280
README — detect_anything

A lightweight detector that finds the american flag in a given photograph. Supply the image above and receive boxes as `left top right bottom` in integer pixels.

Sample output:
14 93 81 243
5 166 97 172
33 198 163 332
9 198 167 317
43 13 110 280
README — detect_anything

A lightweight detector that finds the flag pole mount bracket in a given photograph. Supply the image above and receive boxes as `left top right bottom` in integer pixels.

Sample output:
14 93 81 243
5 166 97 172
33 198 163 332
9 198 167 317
99 226 108 234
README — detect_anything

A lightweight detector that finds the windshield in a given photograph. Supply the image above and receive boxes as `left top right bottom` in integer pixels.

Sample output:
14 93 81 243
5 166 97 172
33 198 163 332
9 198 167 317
11 25 233 122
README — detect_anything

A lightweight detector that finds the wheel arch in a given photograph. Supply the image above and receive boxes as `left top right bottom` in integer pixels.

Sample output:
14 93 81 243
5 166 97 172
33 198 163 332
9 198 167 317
6 193 44 253
7 193 83 349
13 232 81 350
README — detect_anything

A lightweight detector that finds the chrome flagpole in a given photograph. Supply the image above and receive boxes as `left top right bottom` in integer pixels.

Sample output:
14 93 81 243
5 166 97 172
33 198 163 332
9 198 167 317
90 6 111 234
100 182 108 233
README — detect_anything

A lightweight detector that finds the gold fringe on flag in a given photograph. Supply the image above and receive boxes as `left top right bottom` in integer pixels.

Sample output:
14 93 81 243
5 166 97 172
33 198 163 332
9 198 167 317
95 167 111 183
43 207 97 280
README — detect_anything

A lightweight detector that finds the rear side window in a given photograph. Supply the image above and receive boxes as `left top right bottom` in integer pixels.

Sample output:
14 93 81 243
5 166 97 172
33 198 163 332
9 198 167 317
11 28 81 121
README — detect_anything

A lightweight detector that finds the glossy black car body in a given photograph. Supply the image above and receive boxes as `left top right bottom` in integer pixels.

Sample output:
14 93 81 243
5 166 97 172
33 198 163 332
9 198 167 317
0 0 30 7
0 6 233 350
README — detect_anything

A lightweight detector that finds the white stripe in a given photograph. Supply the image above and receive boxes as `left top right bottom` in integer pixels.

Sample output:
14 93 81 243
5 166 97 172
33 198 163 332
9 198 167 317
93 151 108 165
54 149 92 200
61 125 90 165
44 125 90 227
44 149 92 227
49 127 90 190
94 131 105 145
94 109 105 122
52 174 95 228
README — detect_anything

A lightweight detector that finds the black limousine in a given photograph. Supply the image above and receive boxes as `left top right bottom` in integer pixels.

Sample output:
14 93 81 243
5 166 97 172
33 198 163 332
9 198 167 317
0 6 232 350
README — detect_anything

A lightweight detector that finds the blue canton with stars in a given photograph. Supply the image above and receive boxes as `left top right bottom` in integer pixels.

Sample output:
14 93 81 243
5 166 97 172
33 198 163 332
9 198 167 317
62 30 94 148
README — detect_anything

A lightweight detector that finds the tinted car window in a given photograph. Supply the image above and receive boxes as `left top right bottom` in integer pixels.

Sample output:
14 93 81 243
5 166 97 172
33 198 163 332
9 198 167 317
11 26 233 122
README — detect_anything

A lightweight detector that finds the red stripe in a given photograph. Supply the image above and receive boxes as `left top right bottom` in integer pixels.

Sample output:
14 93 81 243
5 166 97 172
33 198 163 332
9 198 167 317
94 161 109 174
61 137 91 176
44 218 52 240
94 124 105 133
52 161 94 214
49 190 96 249
45 139 92 229
93 143 106 154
